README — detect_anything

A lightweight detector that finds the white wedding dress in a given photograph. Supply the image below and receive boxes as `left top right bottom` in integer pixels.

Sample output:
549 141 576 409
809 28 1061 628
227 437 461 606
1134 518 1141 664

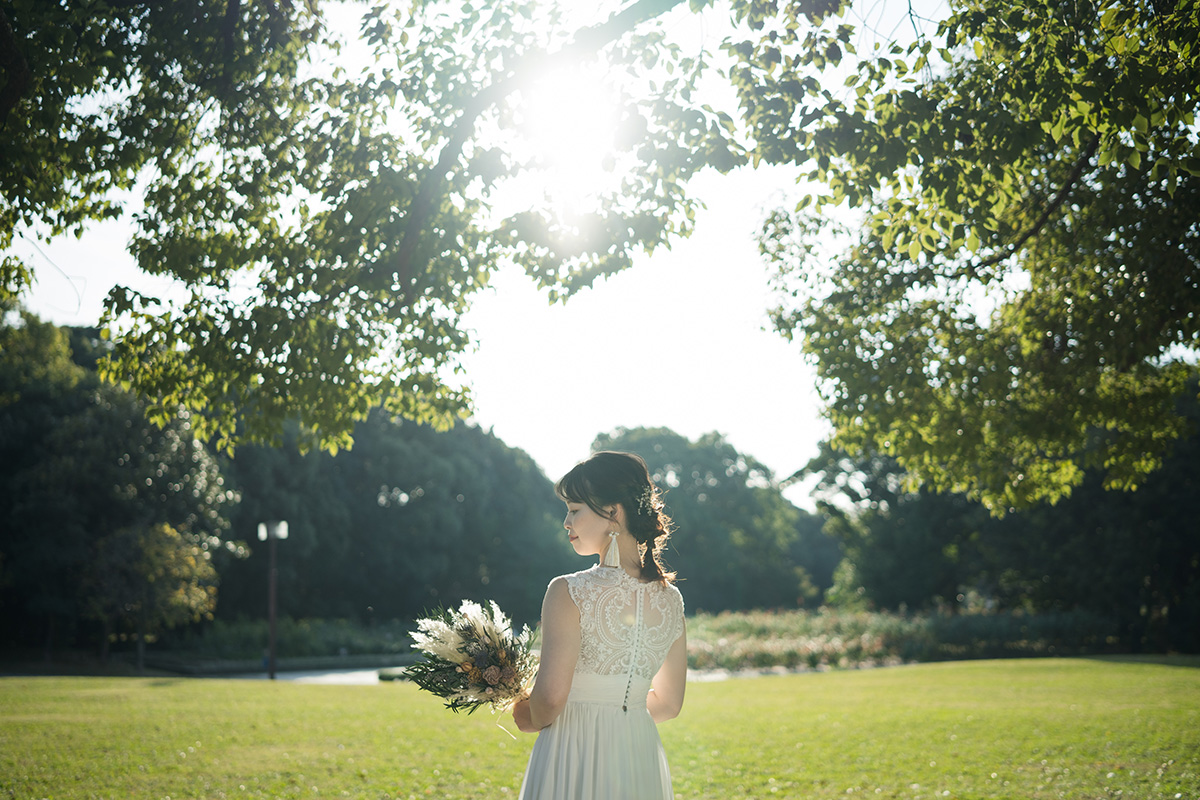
519 564 686 800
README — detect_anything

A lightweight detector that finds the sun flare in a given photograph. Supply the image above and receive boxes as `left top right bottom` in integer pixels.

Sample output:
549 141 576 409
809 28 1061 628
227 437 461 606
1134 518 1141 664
498 64 627 218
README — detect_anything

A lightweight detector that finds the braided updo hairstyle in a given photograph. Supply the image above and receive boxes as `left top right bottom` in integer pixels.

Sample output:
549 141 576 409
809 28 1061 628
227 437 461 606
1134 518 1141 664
554 451 676 584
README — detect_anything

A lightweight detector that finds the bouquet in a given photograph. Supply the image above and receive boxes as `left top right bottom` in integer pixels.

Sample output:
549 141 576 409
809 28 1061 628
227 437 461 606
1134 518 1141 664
407 599 538 714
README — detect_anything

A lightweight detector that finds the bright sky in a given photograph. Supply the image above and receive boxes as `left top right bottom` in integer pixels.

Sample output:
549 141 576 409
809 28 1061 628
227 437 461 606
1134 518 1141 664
456 165 828 500
17 0 958 510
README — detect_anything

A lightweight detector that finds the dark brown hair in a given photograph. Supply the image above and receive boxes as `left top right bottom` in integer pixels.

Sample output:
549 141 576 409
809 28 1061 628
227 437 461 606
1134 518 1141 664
554 450 676 584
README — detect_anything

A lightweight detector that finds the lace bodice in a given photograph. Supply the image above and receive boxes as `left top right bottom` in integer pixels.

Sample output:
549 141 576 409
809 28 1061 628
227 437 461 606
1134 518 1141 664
564 565 685 681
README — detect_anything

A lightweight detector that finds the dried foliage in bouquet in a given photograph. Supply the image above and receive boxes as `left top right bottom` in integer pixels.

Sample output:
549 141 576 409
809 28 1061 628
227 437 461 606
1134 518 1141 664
408 600 538 714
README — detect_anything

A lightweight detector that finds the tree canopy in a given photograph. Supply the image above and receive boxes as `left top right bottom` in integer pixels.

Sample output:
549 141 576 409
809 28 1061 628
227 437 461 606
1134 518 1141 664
748 0 1200 510
0 309 576 651
215 412 577 628
215 423 836 628
805 379 1200 651
0 307 238 654
0 0 740 452
5 0 1198 511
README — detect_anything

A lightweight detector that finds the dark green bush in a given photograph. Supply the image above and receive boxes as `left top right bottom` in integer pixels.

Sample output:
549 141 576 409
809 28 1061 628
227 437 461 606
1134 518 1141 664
159 617 415 659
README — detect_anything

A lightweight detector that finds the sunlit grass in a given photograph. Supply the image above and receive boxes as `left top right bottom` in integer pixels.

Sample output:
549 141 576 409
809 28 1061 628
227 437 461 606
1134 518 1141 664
2 657 1197 799
669 657 1200 800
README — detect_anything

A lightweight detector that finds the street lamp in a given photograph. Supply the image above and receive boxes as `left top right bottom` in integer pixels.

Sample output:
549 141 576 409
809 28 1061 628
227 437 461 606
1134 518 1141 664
257 520 289 680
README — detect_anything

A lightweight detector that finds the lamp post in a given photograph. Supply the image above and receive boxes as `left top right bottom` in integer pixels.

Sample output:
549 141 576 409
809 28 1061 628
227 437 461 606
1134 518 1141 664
257 520 289 680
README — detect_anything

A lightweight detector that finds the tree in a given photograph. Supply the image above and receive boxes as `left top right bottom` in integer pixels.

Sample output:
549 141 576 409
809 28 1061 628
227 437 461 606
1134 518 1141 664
804 381 1200 651
804 442 996 612
0 307 239 656
216 413 578 628
12 0 1191 514
737 0 1200 510
81 523 219 669
982 385 1200 651
1 0 742 453
0 307 93 653
593 426 840 612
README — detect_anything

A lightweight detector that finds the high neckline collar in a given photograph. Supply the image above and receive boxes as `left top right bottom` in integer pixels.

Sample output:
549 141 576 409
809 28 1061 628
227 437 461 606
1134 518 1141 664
594 564 653 584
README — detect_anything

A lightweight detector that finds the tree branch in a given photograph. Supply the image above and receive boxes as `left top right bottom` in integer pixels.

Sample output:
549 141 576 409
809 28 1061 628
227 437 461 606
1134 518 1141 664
975 134 1101 271
369 0 685 297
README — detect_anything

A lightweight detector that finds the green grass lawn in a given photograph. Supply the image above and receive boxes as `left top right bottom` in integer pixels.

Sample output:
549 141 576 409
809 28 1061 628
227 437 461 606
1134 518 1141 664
2 656 1197 799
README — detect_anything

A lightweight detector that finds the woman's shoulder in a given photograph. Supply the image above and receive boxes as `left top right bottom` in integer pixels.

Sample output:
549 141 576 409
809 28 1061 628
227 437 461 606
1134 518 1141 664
547 565 603 590
637 573 684 613
547 566 683 601
658 579 684 609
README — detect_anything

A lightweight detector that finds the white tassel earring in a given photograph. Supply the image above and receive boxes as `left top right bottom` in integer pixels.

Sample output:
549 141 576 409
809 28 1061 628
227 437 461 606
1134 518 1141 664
603 530 622 567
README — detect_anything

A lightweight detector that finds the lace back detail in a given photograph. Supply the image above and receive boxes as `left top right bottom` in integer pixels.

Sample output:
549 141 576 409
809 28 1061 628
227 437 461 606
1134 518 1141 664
564 566 685 687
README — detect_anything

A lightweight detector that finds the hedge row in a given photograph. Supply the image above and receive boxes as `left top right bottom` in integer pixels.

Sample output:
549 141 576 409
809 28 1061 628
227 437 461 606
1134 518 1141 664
686 608 1122 671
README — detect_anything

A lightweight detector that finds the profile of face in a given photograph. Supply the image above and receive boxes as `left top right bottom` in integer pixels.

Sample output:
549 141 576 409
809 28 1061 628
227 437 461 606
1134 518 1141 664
563 501 615 558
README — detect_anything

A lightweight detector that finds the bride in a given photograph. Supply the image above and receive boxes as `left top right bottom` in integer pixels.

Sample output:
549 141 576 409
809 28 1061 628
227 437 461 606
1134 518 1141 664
512 451 687 800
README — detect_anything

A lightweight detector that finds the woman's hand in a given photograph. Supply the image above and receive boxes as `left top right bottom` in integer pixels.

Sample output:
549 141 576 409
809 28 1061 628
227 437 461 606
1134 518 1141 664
511 697 540 733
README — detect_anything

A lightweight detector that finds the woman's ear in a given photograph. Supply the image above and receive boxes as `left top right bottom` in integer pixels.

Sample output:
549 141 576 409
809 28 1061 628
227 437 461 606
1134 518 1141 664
606 504 627 529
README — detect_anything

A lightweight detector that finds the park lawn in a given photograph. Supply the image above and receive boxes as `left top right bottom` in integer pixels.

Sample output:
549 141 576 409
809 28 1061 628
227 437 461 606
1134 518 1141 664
1 656 1197 800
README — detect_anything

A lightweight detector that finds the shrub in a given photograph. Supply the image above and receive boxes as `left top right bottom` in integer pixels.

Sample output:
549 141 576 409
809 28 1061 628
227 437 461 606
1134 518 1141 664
158 617 415 659
686 607 1121 671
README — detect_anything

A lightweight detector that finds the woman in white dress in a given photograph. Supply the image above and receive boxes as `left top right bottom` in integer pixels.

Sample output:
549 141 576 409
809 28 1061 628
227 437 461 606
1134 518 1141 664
512 451 687 800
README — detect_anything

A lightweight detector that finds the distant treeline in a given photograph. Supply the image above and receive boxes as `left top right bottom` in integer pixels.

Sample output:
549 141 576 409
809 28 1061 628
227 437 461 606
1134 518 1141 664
2 310 1196 663
0 311 838 661
804 382 1200 654
215 421 843 629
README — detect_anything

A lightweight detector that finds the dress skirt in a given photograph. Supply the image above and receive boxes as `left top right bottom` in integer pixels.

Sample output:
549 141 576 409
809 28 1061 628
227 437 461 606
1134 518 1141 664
518 673 673 800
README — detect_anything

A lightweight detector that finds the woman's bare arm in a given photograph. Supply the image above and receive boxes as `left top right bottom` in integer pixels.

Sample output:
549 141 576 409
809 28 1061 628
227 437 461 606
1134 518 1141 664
646 624 687 723
514 577 580 732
